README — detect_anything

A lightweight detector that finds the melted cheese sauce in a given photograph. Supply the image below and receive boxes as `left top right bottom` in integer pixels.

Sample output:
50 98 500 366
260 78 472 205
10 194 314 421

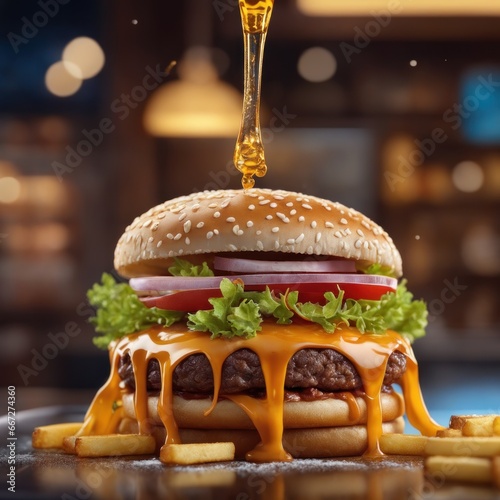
78 321 441 462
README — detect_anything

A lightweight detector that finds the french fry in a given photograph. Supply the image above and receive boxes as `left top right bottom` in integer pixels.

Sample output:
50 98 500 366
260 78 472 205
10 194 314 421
493 417 500 436
74 434 156 458
425 456 492 484
32 423 82 449
435 428 462 438
493 456 500 489
62 435 77 454
379 433 428 456
462 416 498 437
450 415 479 430
425 436 500 457
160 442 235 465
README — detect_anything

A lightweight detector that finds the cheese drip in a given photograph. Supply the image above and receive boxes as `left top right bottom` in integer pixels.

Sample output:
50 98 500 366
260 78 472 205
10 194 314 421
78 321 441 462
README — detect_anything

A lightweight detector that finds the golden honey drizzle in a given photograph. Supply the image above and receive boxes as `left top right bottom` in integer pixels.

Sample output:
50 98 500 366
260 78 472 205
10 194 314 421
234 0 274 190
79 321 442 462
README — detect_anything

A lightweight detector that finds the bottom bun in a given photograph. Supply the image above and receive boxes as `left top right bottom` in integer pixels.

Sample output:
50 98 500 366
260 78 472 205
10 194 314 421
121 391 405 430
118 417 404 459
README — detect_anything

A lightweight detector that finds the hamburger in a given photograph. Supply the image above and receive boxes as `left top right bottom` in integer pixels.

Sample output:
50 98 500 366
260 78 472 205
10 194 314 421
83 188 441 462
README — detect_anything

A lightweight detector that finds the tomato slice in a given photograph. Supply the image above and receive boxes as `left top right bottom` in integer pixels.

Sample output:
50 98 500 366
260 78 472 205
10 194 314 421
141 289 222 311
137 276 396 311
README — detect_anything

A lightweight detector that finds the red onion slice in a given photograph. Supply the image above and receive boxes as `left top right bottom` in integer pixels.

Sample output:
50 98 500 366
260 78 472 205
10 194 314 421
213 256 357 274
130 273 397 296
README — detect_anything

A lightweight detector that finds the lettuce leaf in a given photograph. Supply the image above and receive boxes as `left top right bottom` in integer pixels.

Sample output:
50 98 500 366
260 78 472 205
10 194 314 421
168 257 214 277
88 273 184 349
187 278 293 339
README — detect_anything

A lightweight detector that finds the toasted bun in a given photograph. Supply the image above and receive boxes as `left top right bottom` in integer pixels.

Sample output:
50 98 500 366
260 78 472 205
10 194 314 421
114 189 402 278
121 392 404 430
118 417 405 459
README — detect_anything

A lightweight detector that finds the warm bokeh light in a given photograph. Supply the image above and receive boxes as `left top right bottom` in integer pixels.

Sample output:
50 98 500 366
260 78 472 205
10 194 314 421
45 61 82 97
144 48 242 138
298 47 337 82
0 176 21 204
461 223 500 275
452 160 484 193
62 37 105 79
297 0 500 16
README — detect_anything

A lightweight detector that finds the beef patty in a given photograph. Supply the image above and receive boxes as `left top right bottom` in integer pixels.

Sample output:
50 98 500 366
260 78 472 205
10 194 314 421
118 348 406 394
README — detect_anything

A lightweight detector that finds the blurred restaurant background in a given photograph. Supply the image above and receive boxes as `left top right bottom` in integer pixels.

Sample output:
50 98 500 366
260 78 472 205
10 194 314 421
1 0 499 421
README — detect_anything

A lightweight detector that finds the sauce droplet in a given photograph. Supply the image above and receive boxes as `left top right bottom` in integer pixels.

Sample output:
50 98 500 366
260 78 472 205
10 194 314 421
234 0 274 190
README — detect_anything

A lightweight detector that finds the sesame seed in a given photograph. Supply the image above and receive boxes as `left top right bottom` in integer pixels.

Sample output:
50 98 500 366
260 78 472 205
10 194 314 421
183 220 192 233
259 199 270 205
295 233 305 244
306 246 313 254
178 213 187 222
248 204 256 210
233 225 244 236
143 219 152 228
185 237 191 245
196 222 205 229
266 215 273 220
156 240 163 248
286 202 294 207
148 236 154 243
355 239 362 249
311 221 317 229
246 221 254 227
272 227 280 233
191 204 201 212
274 241 280 250
166 233 174 240
363 241 369 249
206 231 214 239
256 240 264 250
334 231 342 238
152 222 159 231
213 211 221 218
256 230 262 235
290 209 297 216
357 229 364 237
208 203 218 209
287 238 295 245
302 203 313 210
214 229 219 235
325 222 334 229
228 244 238 251
340 218 348 225
344 228 352 235
274 195 285 200
226 216 236 223
270 202 277 208
221 199 231 208
174 233 182 241
298 216 305 222
157 213 166 219
276 213 290 223
315 232 322 243
178 249 184 255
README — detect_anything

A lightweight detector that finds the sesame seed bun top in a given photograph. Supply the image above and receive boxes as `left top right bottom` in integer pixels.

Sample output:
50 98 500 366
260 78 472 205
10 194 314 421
114 188 402 278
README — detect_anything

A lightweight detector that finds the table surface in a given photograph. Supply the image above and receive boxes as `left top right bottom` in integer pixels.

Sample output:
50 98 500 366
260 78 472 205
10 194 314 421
1 405 500 500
